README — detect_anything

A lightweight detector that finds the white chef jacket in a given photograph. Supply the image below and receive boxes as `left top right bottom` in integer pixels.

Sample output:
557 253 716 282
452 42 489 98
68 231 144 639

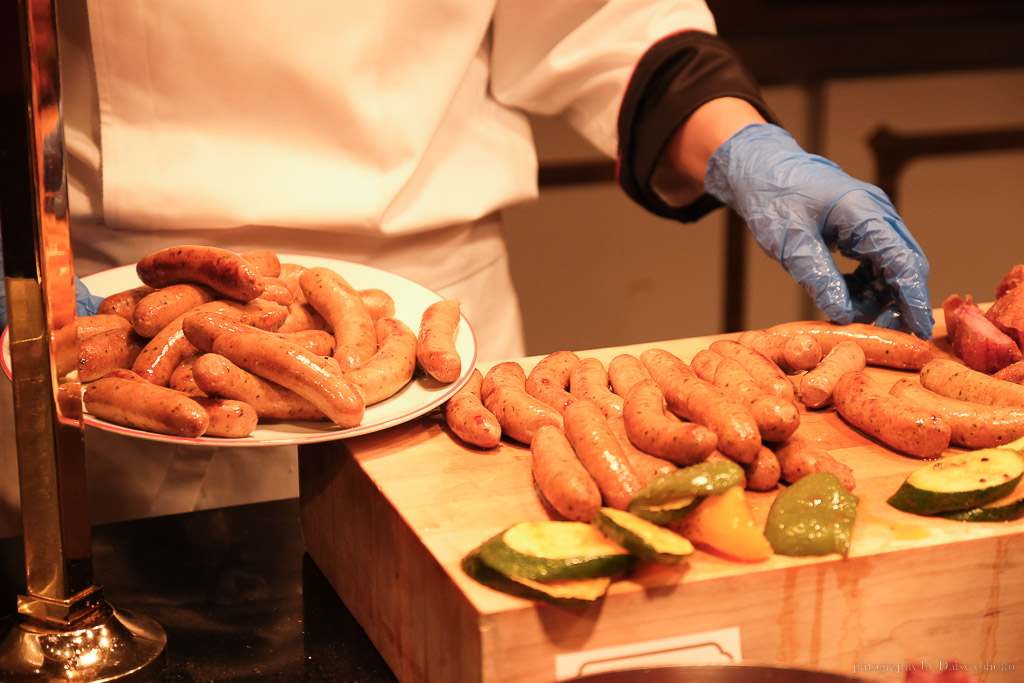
1 0 719 537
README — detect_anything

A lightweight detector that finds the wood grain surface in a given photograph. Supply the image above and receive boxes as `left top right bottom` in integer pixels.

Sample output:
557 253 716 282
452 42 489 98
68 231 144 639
299 320 1024 683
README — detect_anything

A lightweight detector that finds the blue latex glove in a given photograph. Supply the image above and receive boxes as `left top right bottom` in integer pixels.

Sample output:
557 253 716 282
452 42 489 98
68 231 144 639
0 233 102 329
705 123 934 339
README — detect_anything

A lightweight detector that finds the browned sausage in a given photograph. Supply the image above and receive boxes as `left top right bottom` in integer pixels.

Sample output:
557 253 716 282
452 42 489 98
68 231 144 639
743 446 782 492
710 357 800 443
890 377 1024 449
531 424 603 522
640 348 761 464
182 310 335 356
481 362 563 445
97 285 154 322
993 360 1024 385
833 370 951 458
276 302 331 334
799 340 867 409
708 339 795 402
212 331 365 428
622 379 718 465
240 249 282 278
562 399 642 510
188 397 258 437
76 314 132 340
920 357 1024 407
191 353 327 421
416 299 463 383
136 245 266 301
299 266 376 371
688 348 723 383
131 284 217 337
569 357 623 419
444 368 501 448
525 350 580 414
168 352 206 396
83 376 209 437
605 413 676 487
256 277 295 306
78 327 146 382
343 318 418 405
771 434 856 490
762 321 934 370
738 329 822 374
607 353 652 397
358 288 397 321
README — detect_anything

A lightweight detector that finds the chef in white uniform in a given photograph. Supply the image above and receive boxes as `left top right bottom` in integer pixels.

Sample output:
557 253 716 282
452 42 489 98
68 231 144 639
1 0 933 537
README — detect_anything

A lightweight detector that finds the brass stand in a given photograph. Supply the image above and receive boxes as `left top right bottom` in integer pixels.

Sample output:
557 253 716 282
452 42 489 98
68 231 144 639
0 0 166 679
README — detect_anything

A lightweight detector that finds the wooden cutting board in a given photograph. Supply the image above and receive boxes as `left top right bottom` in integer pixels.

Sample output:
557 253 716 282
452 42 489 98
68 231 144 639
298 324 1024 683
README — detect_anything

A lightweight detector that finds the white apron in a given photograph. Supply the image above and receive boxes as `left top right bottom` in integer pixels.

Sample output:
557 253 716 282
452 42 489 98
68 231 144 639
1 0 718 537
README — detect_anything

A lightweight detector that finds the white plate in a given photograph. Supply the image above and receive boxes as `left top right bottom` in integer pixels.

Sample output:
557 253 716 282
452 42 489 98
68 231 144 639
1 253 478 446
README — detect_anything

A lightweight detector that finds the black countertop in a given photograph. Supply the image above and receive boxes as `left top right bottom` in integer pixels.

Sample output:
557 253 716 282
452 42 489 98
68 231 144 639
1 498 399 683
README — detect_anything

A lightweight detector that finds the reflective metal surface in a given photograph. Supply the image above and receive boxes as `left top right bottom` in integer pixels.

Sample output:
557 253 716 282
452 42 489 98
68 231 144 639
0 0 165 679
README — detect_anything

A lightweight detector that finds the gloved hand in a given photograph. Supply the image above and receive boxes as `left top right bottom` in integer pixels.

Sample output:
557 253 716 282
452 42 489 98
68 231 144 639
0 233 103 329
705 123 934 339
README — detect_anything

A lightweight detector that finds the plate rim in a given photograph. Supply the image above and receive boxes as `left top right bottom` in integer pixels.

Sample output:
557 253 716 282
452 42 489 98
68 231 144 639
2 254 478 446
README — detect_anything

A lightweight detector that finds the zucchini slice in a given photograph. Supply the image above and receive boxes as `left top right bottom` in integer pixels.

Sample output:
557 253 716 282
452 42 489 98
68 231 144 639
627 496 700 525
477 521 636 581
941 475 1024 522
592 508 694 565
627 460 744 519
888 448 1024 516
461 548 610 606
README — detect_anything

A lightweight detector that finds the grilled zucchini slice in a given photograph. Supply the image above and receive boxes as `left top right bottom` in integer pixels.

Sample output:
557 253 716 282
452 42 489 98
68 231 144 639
941 475 1024 522
592 508 694 565
461 548 611 606
888 448 1024 516
477 521 636 582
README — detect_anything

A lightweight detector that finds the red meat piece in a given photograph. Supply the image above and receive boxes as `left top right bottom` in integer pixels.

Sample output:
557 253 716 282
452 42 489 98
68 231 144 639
996 264 1024 299
985 284 1024 349
943 294 1022 373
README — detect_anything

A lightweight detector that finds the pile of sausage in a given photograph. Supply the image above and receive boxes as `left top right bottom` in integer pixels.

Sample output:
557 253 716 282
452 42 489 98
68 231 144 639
445 321 1024 522
74 245 463 439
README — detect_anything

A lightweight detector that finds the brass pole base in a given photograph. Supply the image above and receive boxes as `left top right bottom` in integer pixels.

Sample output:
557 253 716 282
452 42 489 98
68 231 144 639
0 601 166 682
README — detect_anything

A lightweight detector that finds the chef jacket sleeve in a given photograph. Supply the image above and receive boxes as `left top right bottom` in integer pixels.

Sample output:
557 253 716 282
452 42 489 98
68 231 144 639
490 2 779 223
489 0 719 158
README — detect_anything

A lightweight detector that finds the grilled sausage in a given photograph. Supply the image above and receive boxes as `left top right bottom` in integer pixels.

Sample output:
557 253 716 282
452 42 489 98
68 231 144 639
833 370 951 458
525 350 580 414
920 358 1024 407
78 327 146 382
343 317 418 405
622 379 718 465
191 397 259 438
416 299 463 383
83 376 209 437
97 285 154 322
771 434 856 490
607 353 652 397
569 357 623 419
762 321 934 370
299 266 376 371
131 284 218 337
191 353 327 421
212 331 364 428
640 348 761 464
743 446 782 491
799 340 867 410
444 368 501 448
890 377 1024 448
481 362 563 445
710 357 800 443
136 245 266 301
531 424 603 522
738 329 822 375
563 399 642 510
708 339 795 403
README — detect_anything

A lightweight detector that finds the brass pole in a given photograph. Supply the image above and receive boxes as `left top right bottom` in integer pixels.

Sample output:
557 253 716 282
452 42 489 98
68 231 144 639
0 0 166 679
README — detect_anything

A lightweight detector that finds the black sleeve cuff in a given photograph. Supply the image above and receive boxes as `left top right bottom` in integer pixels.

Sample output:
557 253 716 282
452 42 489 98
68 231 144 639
617 30 780 223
